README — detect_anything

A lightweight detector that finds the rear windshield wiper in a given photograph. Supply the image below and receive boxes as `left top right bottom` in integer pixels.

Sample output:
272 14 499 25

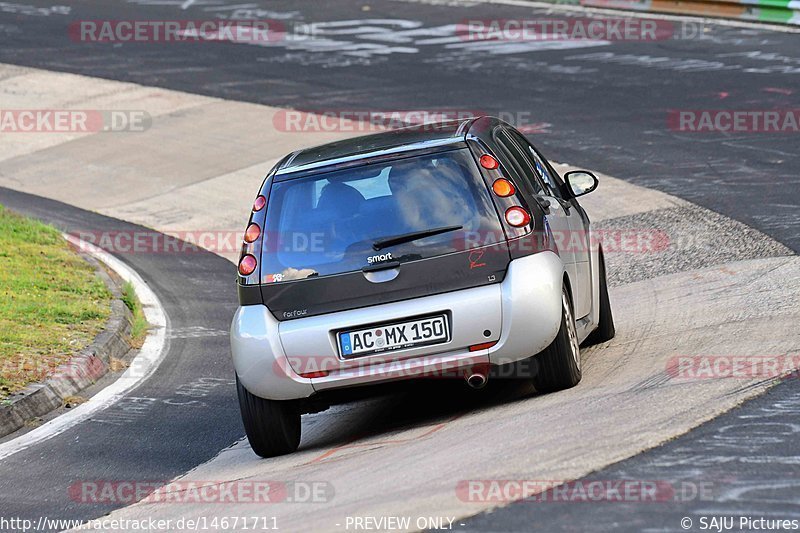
372 225 463 251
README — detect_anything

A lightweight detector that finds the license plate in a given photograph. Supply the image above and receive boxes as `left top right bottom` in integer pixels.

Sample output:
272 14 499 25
338 315 449 358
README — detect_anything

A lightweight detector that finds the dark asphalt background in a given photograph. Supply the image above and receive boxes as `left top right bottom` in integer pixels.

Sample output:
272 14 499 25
0 0 798 531
1 0 798 251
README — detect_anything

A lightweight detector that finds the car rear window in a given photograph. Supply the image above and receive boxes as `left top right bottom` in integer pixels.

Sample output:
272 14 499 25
261 148 504 282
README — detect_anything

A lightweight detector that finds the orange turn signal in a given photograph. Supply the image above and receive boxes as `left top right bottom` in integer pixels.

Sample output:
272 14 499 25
244 223 261 243
492 178 516 197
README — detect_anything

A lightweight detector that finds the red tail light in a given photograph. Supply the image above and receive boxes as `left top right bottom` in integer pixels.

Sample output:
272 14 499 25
238 254 257 276
505 206 531 227
253 195 266 212
244 223 261 243
479 154 499 170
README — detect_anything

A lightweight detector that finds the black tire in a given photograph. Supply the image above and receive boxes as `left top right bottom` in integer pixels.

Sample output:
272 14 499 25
236 376 301 458
584 250 615 346
531 285 582 393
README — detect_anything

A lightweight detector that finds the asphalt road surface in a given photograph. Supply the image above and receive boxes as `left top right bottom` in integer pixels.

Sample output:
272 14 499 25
0 0 798 531
1 0 798 252
462 382 800 532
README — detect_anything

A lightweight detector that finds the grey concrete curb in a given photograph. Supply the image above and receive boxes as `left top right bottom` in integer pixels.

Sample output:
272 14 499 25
0 249 134 438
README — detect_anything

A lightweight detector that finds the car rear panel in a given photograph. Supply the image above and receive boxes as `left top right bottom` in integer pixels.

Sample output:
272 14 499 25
278 282 503 380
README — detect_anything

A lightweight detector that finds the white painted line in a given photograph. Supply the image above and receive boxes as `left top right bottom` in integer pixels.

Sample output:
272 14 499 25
0 235 170 461
180 0 196 10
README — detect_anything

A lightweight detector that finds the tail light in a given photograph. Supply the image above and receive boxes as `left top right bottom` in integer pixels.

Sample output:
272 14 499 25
505 206 531 228
240 192 268 284
238 254 257 276
244 223 261 243
479 154 499 169
253 195 266 212
492 178 515 197
469 142 539 259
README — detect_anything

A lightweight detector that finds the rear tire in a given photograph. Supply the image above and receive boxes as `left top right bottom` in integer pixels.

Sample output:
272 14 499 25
584 250 615 345
531 285 582 393
236 376 301 458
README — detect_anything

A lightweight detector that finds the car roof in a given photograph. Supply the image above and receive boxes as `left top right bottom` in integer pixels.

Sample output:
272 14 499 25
275 117 481 176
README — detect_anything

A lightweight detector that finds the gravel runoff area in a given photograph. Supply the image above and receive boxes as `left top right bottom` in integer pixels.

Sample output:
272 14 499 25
598 205 795 286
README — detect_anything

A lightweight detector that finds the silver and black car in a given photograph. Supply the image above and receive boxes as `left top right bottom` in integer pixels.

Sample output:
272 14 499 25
231 117 614 457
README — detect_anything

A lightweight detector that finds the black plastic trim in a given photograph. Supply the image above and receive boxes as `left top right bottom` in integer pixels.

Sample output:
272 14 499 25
237 282 263 305
260 243 510 321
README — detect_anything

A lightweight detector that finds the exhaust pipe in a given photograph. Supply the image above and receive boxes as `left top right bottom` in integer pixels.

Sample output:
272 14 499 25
465 372 488 389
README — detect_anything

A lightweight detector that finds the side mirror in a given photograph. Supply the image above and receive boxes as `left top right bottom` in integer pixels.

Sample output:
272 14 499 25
564 170 598 198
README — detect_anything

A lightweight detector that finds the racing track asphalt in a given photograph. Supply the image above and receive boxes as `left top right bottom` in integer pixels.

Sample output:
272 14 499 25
0 187 241 528
461 380 800 532
0 0 798 252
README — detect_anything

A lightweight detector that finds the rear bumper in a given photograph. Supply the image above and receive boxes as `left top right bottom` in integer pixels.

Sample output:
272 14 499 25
231 251 564 400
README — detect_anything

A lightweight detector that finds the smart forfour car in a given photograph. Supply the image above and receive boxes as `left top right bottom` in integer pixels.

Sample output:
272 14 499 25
231 117 615 457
